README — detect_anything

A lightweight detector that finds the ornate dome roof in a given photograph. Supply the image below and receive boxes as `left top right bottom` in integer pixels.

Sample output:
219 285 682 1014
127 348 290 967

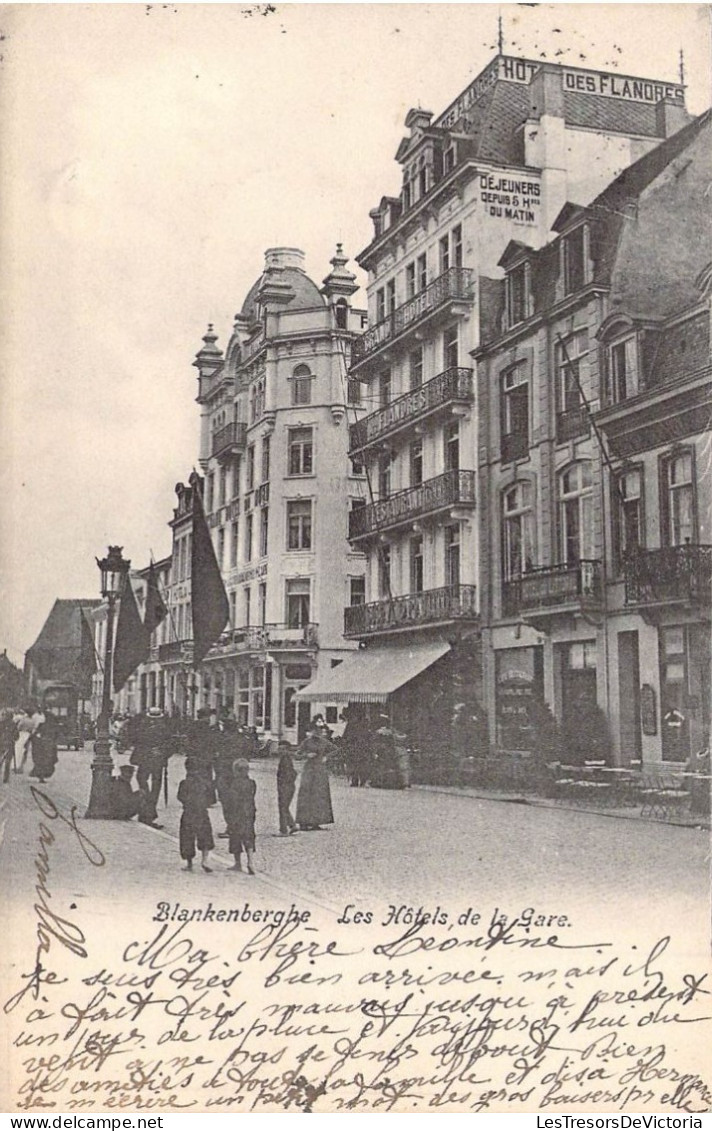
240 247 325 320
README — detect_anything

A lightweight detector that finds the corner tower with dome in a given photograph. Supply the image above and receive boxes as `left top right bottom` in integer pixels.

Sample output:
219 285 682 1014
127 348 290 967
184 246 368 742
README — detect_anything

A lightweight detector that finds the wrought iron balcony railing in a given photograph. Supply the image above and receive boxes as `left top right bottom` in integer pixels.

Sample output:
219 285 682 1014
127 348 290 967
624 546 712 607
205 623 319 658
351 268 475 367
158 640 194 663
211 421 247 460
349 469 476 541
502 560 602 616
349 367 474 453
344 584 477 637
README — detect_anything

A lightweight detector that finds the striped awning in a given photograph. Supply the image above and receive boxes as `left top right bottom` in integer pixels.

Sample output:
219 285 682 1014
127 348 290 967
295 641 450 704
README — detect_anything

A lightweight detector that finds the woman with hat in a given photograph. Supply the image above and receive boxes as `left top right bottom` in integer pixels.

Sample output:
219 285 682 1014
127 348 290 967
295 720 335 831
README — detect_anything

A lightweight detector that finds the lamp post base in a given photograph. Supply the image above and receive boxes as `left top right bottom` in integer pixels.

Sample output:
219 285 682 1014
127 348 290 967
85 735 118 819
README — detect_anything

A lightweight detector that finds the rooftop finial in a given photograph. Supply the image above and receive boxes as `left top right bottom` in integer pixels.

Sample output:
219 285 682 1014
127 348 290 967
498 10 504 55
678 48 685 86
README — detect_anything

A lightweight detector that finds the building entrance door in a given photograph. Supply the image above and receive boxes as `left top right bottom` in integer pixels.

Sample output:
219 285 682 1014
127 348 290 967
561 640 598 741
617 631 642 764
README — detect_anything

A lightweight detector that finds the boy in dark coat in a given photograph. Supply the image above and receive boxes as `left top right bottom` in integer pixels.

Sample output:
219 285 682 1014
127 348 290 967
276 747 298 835
177 759 214 872
225 758 256 873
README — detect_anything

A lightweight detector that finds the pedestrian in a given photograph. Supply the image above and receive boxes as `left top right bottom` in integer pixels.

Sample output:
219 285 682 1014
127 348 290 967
177 758 214 872
276 746 298 835
295 723 335 831
1 708 17 784
341 705 369 787
13 707 33 773
225 758 257 873
29 711 58 783
112 764 141 820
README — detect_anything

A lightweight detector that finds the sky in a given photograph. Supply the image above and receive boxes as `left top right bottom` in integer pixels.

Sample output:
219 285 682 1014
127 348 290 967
1 1 710 665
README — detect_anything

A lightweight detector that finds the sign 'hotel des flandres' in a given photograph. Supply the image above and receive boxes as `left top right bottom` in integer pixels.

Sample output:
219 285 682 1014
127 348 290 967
436 55 685 131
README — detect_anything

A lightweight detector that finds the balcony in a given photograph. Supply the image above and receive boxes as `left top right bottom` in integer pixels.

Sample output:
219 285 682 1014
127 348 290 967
556 407 590 444
351 268 475 369
204 623 319 659
349 367 474 454
349 469 476 542
502 560 603 623
344 584 477 638
624 546 712 609
158 640 194 664
211 421 247 461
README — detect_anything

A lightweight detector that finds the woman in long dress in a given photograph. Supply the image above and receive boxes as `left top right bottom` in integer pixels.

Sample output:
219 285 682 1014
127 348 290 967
295 724 335 831
29 712 58 783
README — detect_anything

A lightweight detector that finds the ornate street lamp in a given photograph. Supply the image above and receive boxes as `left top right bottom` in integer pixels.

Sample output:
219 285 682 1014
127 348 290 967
85 545 130 819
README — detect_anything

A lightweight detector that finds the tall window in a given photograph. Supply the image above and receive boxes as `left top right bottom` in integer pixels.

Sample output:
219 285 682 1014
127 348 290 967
376 288 386 322
259 507 269 557
230 520 239 568
349 576 366 606
439 235 450 274
292 364 313 406
417 253 427 292
556 331 589 442
287 499 312 550
255 379 265 420
559 462 594 564
205 473 214 513
501 364 529 462
347 378 362 405
614 468 643 567
444 324 459 369
502 483 534 579
216 527 225 570
452 224 463 267
261 436 270 483
379 544 391 596
409 346 424 389
663 451 695 546
243 586 251 627
378 453 392 498
247 445 256 490
563 225 587 293
245 512 253 562
406 262 416 299
445 421 459 471
445 524 460 586
258 582 267 626
410 439 423 487
286 578 311 628
218 464 227 507
335 299 348 329
506 263 530 326
230 589 238 629
387 278 396 314
410 536 424 594
379 368 391 408
288 427 314 475
609 337 639 403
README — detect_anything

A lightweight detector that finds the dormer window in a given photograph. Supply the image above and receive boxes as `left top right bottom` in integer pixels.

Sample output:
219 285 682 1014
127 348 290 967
609 335 639 402
444 144 456 173
506 262 531 327
562 225 588 294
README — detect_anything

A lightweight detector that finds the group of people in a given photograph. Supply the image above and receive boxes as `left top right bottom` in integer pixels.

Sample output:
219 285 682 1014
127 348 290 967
109 711 337 873
340 706 411 790
0 704 59 784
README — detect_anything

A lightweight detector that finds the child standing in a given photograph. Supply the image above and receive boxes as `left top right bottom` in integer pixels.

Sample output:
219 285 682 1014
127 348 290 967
177 758 214 872
276 746 298 835
226 758 257 874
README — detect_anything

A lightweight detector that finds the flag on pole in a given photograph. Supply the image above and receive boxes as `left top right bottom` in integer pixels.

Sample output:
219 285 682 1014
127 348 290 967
190 471 229 665
113 577 149 693
143 561 168 637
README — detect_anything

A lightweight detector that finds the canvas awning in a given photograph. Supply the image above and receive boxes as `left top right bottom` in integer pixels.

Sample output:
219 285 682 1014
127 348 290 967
295 641 450 704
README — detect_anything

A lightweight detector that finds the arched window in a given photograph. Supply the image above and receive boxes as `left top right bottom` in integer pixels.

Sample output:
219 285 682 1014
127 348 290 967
559 461 594 564
291 364 313 406
502 482 534 579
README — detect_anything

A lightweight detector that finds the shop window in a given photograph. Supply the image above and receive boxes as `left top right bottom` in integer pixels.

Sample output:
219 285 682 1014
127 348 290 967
502 483 534 579
286 578 311 628
501 364 529 462
559 461 594 565
288 427 314 476
287 499 312 550
568 640 597 669
662 450 695 547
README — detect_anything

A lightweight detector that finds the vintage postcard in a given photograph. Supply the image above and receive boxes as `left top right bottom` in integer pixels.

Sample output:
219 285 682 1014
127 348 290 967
1 3 710 1116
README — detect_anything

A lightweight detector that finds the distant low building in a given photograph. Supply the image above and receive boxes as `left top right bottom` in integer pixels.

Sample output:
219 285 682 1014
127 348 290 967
25 598 101 703
0 650 25 709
